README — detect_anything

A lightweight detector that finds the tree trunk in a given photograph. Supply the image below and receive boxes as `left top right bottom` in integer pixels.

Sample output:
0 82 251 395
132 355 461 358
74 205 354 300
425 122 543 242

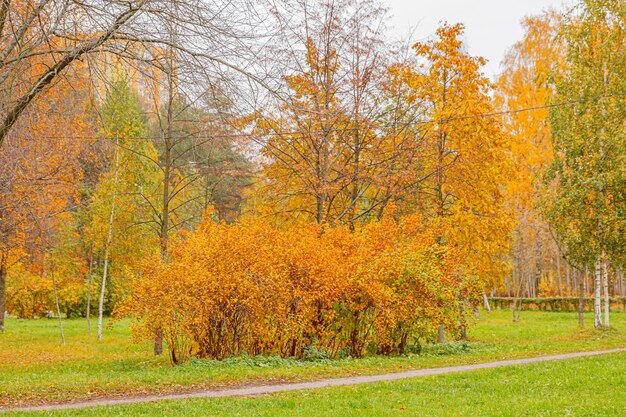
602 256 609 328
512 271 524 322
556 254 563 297
86 243 94 335
482 292 492 312
513 297 522 322
458 293 467 341
154 329 164 355
593 257 602 328
437 325 445 344
98 236 113 341
0 253 6 331
51 263 66 345
578 274 584 328
533 242 542 297
99 137 119 341
154 39 177 357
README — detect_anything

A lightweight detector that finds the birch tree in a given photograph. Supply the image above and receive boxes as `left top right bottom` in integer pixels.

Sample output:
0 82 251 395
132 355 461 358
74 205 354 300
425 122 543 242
544 0 626 328
88 80 156 340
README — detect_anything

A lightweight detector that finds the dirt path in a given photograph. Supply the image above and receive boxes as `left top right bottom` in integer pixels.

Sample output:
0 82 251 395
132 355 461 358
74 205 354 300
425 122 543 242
6 348 626 413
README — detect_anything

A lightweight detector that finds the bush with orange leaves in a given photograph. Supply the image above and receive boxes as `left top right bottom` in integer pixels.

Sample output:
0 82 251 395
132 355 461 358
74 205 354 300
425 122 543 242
117 215 466 364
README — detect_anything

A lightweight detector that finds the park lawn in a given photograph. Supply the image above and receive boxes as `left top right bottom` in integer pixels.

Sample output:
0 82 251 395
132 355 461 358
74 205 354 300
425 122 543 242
6 350 626 417
0 310 624 408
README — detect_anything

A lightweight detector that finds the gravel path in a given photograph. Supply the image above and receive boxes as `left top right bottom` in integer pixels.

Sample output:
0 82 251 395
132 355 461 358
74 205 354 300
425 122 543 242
6 348 626 413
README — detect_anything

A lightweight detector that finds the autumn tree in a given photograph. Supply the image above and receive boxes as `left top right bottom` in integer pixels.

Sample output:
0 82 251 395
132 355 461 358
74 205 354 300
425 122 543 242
132 67 253 353
394 23 515 338
544 0 626 328
494 11 573 307
249 0 396 226
84 79 161 340
0 63 96 330
0 0 273 149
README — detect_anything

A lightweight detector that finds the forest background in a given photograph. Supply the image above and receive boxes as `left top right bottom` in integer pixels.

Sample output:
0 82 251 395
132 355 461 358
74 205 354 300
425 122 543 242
0 0 624 363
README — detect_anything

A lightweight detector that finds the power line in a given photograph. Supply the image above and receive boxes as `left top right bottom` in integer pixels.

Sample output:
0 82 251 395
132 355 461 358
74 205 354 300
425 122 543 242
6 91 626 142
427 92 626 125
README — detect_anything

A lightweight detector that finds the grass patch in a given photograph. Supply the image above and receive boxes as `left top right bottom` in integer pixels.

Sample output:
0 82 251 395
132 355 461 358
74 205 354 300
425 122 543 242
6 351 626 416
0 310 624 408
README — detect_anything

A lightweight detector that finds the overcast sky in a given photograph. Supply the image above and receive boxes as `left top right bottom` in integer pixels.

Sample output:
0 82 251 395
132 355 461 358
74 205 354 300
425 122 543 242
384 0 571 80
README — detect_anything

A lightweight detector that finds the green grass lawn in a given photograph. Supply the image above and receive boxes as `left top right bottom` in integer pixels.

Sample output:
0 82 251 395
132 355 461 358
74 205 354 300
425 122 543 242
7 351 625 416
1 310 624 409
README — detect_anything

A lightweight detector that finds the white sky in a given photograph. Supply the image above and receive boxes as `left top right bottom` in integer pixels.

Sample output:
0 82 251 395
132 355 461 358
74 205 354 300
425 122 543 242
385 0 570 80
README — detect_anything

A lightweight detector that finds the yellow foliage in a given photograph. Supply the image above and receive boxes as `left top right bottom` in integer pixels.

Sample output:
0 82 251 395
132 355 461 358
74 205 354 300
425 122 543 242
118 215 465 363
391 23 516 289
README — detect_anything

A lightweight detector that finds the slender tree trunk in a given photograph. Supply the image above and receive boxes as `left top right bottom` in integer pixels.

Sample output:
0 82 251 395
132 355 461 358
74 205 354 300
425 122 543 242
437 325 445 344
154 39 177 357
51 263 65 345
435 82 448 345
482 292 491 313
556 254 563 297
0 253 6 331
316 194 327 225
513 298 521 322
99 137 120 341
86 242 94 335
155 125 170 356
596 63 608 328
533 242 541 297
602 256 609 328
578 272 584 328
458 294 467 341
513 271 525 322
98 246 112 341
594 257 602 328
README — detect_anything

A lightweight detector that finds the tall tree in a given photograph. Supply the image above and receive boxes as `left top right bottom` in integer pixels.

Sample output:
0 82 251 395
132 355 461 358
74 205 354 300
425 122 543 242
544 0 626 328
0 0 271 149
0 64 95 331
495 11 567 303
411 23 513 286
249 0 397 226
86 79 158 340
395 23 515 338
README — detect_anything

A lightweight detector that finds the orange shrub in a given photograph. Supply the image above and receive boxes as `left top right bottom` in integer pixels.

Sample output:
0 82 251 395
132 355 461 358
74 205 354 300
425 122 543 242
6 263 53 318
117 215 466 363
6 262 88 319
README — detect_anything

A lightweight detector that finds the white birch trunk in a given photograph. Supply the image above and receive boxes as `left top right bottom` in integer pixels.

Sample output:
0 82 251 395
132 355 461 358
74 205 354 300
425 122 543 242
98 137 119 341
482 292 492 313
602 256 609 327
86 242 94 335
51 263 65 345
594 257 602 328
